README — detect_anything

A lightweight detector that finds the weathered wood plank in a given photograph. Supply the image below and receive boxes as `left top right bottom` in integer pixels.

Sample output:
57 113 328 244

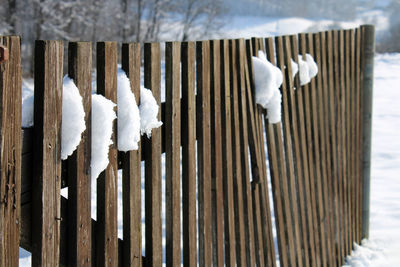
236 38 257 267
210 40 224 267
121 42 142 267
318 31 337 266
143 42 162 267
229 39 247 267
0 35 22 267
181 41 197 267
96 41 118 267
66 41 92 267
196 40 212 267
299 33 322 267
32 40 63 266
165 41 181 267
275 35 304 267
244 39 266 267
220 39 237 266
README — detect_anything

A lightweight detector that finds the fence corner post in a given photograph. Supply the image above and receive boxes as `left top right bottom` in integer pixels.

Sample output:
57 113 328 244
360 24 375 240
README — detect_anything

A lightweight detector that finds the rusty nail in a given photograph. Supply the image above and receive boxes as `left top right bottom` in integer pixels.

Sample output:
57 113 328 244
0 45 9 63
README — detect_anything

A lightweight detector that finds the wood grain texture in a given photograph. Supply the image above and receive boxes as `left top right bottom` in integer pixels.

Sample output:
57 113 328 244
143 42 162 267
165 41 181 267
67 42 92 267
96 41 118 267
220 39 237 266
32 40 63 267
229 39 246 267
210 40 225 267
196 40 212 267
121 42 142 267
181 42 197 267
0 35 22 267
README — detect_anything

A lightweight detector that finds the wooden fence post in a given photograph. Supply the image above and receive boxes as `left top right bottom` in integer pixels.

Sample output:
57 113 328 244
121 43 142 267
67 41 92 266
96 41 118 267
360 24 375 240
0 35 22 267
32 40 63 267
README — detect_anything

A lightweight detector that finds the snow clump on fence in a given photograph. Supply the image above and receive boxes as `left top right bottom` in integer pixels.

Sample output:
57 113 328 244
298 53 318 85
117 68 140 152
252 50 283 123
61 76 86 160
91 94 116 179
139 87 163 137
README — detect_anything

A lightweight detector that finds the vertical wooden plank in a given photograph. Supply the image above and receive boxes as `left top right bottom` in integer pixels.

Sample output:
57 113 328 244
165 41 181 267
67 42 92 266
96 41 118 267
244 39 266 267
355 28 362 244
236 38 256 267
289 35 317 267
229 39 247 266
265 37 298 267
32 40 63 266
143 42 162 267
196 40 212 267
121 43 142 267
181 42 197 267
327 30 343 265
210 40 224 267
275 36 304 267
0 36 22 267
318 31 337 266
298 33 322 267
349 29 357 247
220 39 236 266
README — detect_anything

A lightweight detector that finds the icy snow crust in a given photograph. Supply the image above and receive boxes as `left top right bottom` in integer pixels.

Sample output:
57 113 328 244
91 94 116 179
117 68 141 152
252 50 283 123
61 76 86 160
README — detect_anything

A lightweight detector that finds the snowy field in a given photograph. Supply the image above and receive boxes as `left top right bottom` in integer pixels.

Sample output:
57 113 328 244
19 15 400 266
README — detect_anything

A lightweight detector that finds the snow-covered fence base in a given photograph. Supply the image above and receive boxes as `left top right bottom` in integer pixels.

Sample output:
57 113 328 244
1 25 374 267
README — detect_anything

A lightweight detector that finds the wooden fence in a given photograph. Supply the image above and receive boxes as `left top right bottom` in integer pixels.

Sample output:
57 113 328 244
0 25 374 266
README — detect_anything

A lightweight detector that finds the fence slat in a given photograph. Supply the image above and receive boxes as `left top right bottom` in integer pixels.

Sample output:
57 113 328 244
181 42 197 267
220 39 237 266
244 39 266 267
121 43 142 267
67 41 92 266
165 41 181 267
210 40 225 267
0 35 22 267
143 42 163 267
318 31 337 266
275 36 304 267
96 41 118 267
32 40 63 266
289 35 317 267
196 40 212 267
236 38 257 267
229 39 247 266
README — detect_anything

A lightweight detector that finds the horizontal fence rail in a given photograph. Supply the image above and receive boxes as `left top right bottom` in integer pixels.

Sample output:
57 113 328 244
0 25 374 267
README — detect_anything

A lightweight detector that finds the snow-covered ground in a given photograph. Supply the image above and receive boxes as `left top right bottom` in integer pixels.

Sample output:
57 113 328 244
18 14 399 266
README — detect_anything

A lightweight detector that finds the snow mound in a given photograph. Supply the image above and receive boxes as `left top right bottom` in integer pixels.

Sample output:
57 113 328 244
306 53 318 79
61 76 86 160
343 239 388 267
298 53 318 85
117 68 141 151
291 59 299 80
91 94 116 179
139 87 162 137
252 50 282 123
